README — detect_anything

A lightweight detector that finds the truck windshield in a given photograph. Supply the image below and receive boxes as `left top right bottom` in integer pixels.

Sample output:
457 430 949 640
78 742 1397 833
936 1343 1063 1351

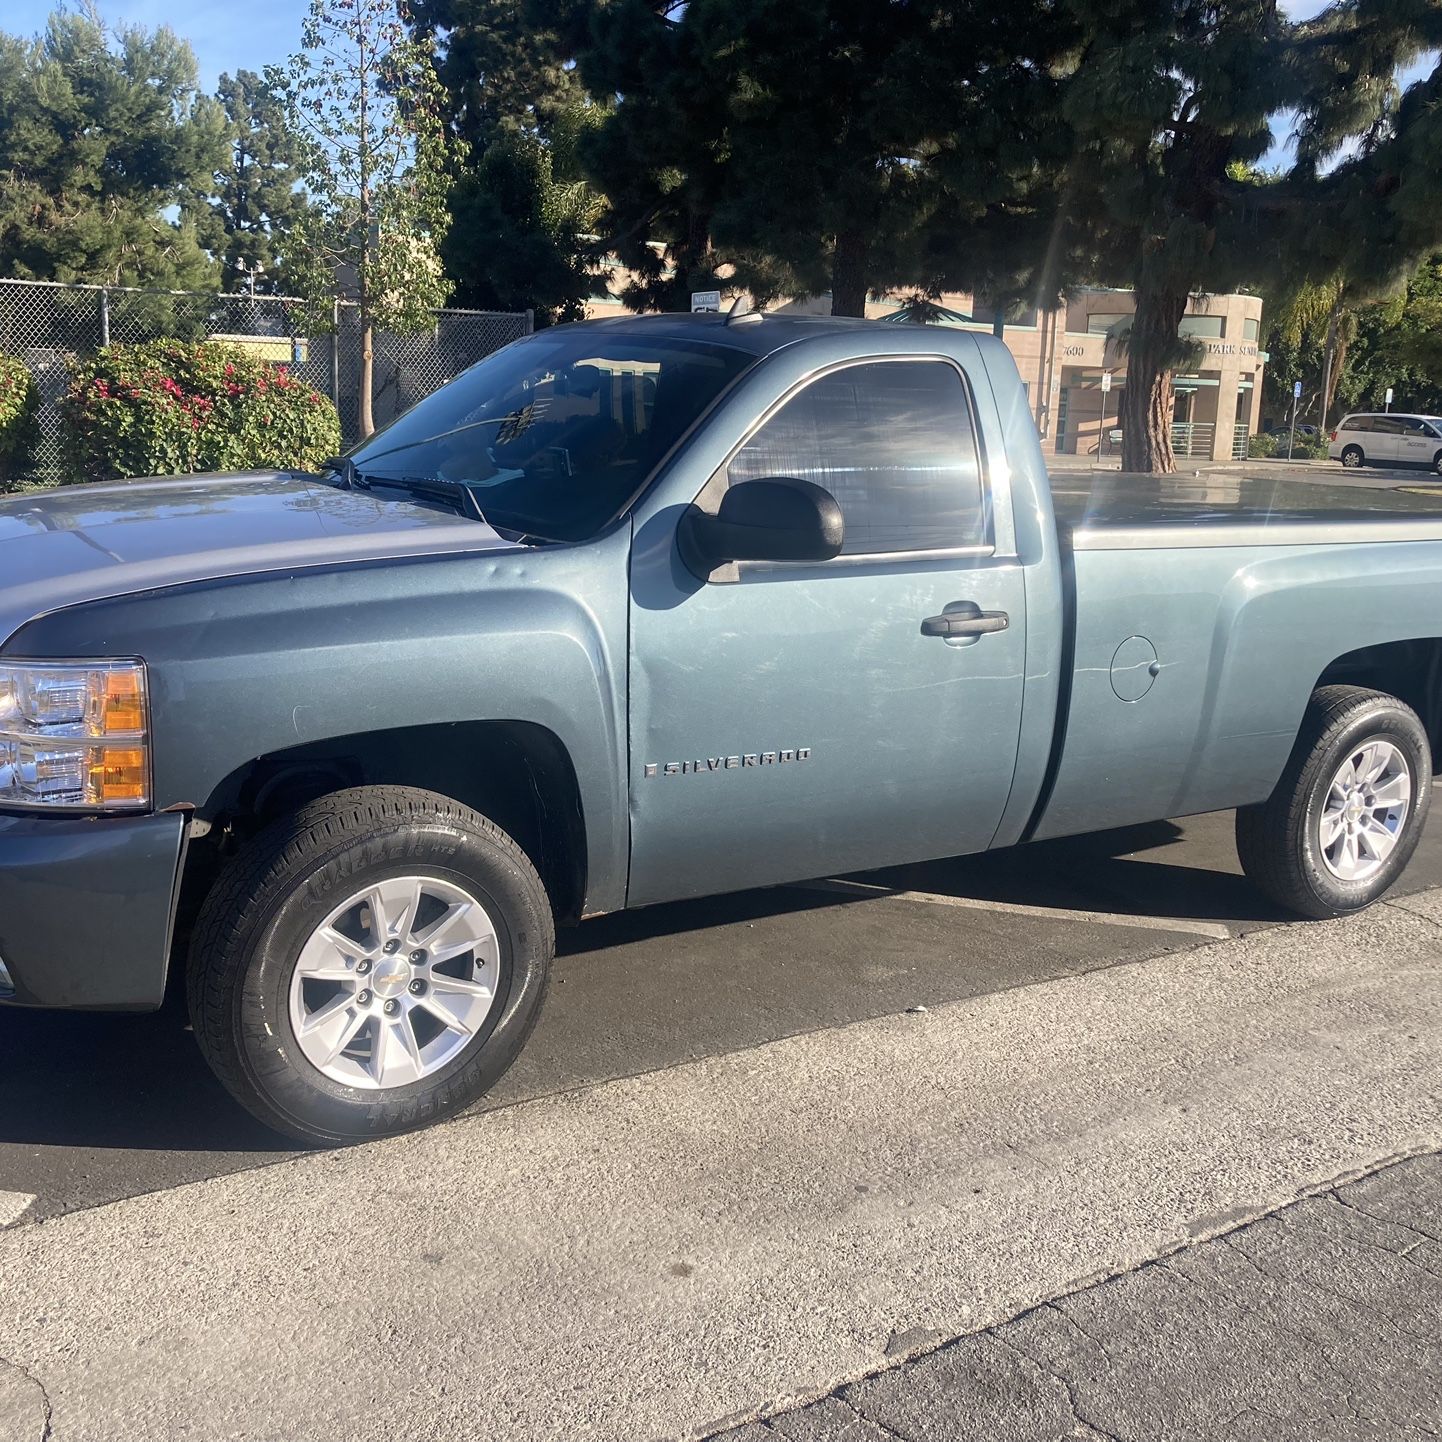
344 333 754 541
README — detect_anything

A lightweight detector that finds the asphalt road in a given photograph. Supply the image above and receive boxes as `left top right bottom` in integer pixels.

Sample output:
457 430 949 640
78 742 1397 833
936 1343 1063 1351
1 806 1439 1229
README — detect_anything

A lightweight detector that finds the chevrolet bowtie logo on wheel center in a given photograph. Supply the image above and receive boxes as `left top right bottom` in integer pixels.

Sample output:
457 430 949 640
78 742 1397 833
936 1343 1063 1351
372 958 411 997
643 748 812 778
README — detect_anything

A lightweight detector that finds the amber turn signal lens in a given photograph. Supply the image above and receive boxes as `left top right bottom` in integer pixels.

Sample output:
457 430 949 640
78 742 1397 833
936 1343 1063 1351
98 669 146 735
88 747 149 806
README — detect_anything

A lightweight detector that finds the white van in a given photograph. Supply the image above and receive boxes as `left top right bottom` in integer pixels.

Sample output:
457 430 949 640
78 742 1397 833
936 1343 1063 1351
1329 413 1442 474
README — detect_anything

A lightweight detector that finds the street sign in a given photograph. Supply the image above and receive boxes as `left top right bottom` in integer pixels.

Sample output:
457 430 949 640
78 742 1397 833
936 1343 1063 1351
1293 380 1303 398
1385 387 1394 411
690 290 721 314
1100 372 1112 394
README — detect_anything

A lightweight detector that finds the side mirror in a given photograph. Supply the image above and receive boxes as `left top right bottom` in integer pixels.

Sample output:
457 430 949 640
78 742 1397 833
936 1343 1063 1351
681 477 844 573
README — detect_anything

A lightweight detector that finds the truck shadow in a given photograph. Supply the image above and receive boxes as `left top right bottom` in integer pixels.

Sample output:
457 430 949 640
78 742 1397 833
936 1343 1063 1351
0 810 1384 1166
562 814 1285 957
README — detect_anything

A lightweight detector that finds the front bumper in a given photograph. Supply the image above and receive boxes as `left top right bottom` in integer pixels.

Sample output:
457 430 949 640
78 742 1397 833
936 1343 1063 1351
0 810 187 1010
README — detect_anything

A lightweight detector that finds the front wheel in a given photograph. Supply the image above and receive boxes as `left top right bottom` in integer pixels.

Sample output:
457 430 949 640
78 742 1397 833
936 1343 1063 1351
1236 686 1432 919
187 786 553 1144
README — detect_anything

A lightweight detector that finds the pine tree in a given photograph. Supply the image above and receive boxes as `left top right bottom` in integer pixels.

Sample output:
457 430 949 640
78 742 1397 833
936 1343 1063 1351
0 8 224 288
569 0 1077 317
205 70 314 294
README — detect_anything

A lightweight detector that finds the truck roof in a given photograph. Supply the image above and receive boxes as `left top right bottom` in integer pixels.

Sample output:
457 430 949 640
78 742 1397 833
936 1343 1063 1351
544 309 923 358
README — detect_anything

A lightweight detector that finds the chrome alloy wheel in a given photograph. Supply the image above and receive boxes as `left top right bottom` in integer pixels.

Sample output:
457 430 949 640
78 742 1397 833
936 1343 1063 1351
287 875 500 1089
1319 740 1412 882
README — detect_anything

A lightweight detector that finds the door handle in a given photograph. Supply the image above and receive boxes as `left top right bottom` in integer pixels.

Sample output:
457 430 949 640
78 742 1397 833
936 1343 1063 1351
920 603 1010 638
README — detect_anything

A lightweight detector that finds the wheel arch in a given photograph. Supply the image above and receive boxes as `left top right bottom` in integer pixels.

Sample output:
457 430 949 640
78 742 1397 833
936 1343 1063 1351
183 721 589 929
1316 639 1442 767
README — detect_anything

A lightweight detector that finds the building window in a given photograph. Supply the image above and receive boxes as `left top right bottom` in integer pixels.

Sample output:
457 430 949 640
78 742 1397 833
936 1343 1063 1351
1243 317 1260 342
728 361 986 555
1179 315 1225 339
1086 312 1131 335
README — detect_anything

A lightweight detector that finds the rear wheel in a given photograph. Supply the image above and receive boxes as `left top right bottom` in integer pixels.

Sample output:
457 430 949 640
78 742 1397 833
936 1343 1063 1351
1340 445 1365 469
1236 687 1432 919
187 786 553 1144
1432 450 1442 476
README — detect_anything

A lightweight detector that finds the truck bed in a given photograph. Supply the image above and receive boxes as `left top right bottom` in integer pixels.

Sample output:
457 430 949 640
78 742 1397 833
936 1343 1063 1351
1049 471 1442 550
1032 471 1442 843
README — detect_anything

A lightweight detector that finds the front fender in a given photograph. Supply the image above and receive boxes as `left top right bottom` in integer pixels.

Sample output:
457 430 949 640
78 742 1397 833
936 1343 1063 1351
3 531 632 914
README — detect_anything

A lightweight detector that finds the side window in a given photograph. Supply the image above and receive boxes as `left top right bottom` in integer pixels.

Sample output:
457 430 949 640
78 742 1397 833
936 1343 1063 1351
1344 416 1373 433
727 360 986 555
1373 417 1406 435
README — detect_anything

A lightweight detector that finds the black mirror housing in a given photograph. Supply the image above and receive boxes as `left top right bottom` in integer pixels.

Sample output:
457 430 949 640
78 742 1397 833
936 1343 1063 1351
681 477 844 573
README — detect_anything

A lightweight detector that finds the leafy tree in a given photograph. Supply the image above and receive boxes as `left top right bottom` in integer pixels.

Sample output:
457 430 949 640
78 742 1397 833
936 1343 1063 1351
0 7 225 288
411 0 604 323
1059 0 1442 474
441 116 606 320
1283 258 1442 421
276 0 460 436
202 70 315 294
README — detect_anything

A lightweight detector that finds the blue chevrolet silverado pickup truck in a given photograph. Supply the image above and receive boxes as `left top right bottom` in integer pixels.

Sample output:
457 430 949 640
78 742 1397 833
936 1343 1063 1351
3 312 1441 1142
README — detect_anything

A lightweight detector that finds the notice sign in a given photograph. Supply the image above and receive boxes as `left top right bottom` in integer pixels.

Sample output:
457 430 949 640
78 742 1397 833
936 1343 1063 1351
690 290 721 314
1100 371 1112 393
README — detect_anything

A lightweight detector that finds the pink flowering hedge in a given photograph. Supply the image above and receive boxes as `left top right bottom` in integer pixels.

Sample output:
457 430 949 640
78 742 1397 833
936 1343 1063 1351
61 341 341 482
0 352 40 486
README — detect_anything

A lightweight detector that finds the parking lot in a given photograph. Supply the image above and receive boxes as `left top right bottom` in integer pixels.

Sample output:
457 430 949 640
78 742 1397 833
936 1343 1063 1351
2 804 1438 1226
3 458 1441 1440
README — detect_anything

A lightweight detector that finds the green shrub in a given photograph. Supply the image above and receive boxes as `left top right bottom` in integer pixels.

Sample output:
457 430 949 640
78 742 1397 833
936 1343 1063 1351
0 352 40 487
1247 431 1278 458
60 341 341 483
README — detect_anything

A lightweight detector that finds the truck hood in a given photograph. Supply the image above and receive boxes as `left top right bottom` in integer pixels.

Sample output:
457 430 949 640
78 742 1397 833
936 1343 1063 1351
0 471 521 648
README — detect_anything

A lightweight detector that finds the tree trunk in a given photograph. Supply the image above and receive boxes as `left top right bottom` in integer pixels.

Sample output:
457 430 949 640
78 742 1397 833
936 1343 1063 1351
830 230 868 317
359 316 375 438
1119 284 1188 475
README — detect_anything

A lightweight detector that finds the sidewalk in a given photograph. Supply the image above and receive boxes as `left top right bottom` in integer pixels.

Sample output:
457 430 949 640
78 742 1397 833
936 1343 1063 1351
710 1153 1442 1442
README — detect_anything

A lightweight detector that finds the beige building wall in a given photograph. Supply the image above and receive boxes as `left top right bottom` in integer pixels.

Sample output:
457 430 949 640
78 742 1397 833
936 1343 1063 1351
586 281 1266 464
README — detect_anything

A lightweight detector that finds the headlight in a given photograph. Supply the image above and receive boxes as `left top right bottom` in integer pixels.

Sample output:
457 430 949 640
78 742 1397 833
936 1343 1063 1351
0 660 151 812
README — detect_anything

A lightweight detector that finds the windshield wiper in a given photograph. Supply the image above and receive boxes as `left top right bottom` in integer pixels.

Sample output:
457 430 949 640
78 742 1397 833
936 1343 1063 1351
352 473 488 524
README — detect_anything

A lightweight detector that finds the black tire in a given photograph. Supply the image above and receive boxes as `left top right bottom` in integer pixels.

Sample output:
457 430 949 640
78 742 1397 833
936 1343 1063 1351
187 786 553 1144
1340 445 1365 469
1236 686 1432 919
1432 450 1442 476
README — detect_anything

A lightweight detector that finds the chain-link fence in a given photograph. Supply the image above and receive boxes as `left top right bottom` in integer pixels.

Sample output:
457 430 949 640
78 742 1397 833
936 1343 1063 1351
0 277 531 486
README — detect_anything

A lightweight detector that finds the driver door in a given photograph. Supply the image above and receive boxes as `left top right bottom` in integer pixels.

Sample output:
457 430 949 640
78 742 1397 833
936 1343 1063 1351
626 355 1027 906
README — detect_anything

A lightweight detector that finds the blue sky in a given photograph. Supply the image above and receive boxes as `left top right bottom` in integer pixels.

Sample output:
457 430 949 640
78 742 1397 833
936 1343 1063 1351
7 0 304 91
4 0 1433 158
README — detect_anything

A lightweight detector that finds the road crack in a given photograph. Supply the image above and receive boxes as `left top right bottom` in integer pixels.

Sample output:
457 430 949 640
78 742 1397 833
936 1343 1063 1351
991 1332 1123 1442
0 1353 53 1442
1332 1187 1442 1248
